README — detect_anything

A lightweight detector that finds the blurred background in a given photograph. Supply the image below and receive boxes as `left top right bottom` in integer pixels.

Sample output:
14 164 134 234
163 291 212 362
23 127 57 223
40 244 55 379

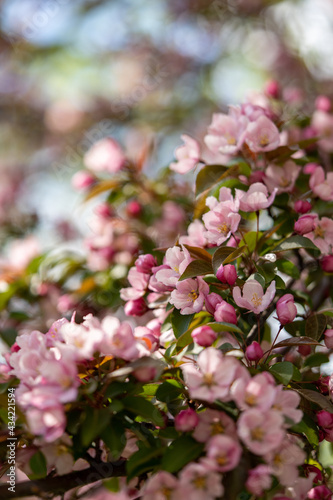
1 0 333 244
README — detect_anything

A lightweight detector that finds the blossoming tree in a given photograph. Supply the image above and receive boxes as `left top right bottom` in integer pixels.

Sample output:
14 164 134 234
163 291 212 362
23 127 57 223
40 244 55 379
1 86 333 499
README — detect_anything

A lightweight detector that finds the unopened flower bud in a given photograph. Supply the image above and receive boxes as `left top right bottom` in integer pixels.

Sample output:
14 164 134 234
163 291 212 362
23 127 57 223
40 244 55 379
175 408 199 432
124 298 148 317
127 200 142 217
276 294 297 325
216 264 237 286
191 325 217 347
214 300 237 325
324 329 333 349
246 341 263 362
321 255 333 273
294 200 312 214
72 170 95 190
315 95 331 112
294 215 316 235
307 485 333 500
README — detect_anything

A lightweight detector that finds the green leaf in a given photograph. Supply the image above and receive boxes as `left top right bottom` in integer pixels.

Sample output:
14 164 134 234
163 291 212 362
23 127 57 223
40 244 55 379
276 259 300 279
171 308 194 338
0 328 18 347
29 451 47 480
269 362 301 384
274 275 286 289
273 336 321 349
80 407 111 447
155 380 184 403
304 353 330 368
212 246 245 274
104 477 120 492
284 320 306 337
272 235 320 256
195 164 240 196
100 418 126 460
296 389 333 413
161 435 204 473
207 322 244 335
239 231 261 253
292 414 319 446
126 446 162 481
179 259 213 281
305 314 327 341
122 396 165 427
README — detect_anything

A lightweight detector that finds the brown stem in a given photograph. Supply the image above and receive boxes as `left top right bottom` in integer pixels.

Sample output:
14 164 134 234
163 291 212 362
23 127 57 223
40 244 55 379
0 459 127 499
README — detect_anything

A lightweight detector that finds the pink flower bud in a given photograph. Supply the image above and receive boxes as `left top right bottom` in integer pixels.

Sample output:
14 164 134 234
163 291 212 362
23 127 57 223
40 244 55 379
175 408 199 432
264 79 280 98
191 325 217 347
324 329 333 349
214 300 237 325
294 214 317 235
126 200 142 217
216 264 237 286
10 342 20 353
94 203 114 218
307 485 333 500
304 162 319 175
71 170 95 190
133 365 158 382
315 95 331 112
294 200 312 214
276 294 297 325
205 292 223 315
317 410 333 429
124 298 148 317
303 464 323 483
297 345 311 357
135 254 157 274
246 341 263 362
321 255 333 273
57 294 77 313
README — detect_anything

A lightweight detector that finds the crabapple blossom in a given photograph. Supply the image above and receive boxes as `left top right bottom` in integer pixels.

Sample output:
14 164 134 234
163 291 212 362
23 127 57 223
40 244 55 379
178 462 224 500
216 264 237 285
276 294 297 325
203 204 241 246
71 170 95 190
271 386 302 424
231 373 277 411
126 200 142 217
26 405 66 443
265 438 306 486
169 277 209 315
205 292 224 315
179 220 207 247
245 115 280 152
264 161 301 194
245 341 263 362
100 316 143 361
307 485 333 499
236 182 277 212
135 254 157 273
321 255 333 272
213 300 238 325
170 134 201 174
203 434 242 472
324 329 333 349
315 95 331 112
311 110 333 152
191 325 217 347
294 199 312 214
246 465 272 497
84 137 127 173
294 214 317 235
155 245 192 286
124 297 148 316
142 471 180 500
120 267 150 301
192 409 236 443
181 348 239 403
175 408 199 432
204 111 248 155
304 216 333 254
206 187 240 212
309 166 333 201
237 408 284 455
233 280 276 314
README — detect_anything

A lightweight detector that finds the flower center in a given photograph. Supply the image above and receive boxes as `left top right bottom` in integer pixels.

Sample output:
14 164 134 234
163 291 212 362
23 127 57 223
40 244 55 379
211 421 224 435
173 266 179 273
314 225 325 238
244 393 257 406
203 373 214 386
251 293 262 307
259 134 269 147
161 487 173 499
188 290 198 301
217 223 229 235
273 453 283 467
192 476 206 489
217 454 227 466
280 176 290 187
251 426 264 441
226 134 236 145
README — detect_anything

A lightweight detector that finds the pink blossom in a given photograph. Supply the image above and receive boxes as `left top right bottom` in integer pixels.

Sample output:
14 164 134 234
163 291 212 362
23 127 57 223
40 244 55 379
84 137 127 173
276 294 297 325
231 373 276 412
170 134 201 174
324 329 333 349
309 166 333 201
307 485 333 499
236 183 277 212
294 214 317 235
246 341 263 362
264 438 306 486
214 300 238 325
120 267 150 301
149 265 174 293
233 280 276 314
26 405 66 443
216 264 237 285
203 435 242 472
72 170 95 190
155 245 192 287
203 204 241 246
272 386 302 424
193 409 236 443
316 95 331 112
124 298 148 317
204 112 248 155
191 326 217 347
142 471 180 500
175 408 199 432
245 115 280 152
126 200 142 217
265 80 280 98
206 187 240 212
246 465 272 497
205 292 223 315
304 162 319 175
305 216 333 255
59 321 104 359
321 255 333 272
135 254 157 274
41 435 74 475
101 317 141 361
264 161 301 194
179 462 224 500
181 348 239 403
294 200 312 214
179 220 207 247
311 110 333 152
169 277 209 315
237 409 284 455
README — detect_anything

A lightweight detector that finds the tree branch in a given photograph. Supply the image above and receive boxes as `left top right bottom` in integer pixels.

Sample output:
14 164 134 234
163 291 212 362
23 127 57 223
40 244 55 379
0 459 127 499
